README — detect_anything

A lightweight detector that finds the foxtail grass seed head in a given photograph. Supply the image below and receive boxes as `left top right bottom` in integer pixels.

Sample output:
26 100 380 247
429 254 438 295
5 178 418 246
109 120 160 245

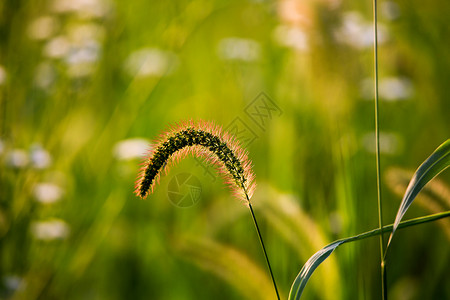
135 120 256 203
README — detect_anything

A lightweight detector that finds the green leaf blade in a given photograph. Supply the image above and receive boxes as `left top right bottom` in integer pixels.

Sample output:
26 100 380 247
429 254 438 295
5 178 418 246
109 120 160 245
288 211 450 300
288 240 344 300
387 139 450 249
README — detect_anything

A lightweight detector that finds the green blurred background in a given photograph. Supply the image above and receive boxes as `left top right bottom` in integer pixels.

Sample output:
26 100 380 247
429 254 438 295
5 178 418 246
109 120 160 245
1 0 449 299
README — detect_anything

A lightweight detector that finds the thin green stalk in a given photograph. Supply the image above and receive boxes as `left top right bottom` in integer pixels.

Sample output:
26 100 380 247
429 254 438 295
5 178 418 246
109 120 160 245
248 202 280 300
373 0 387 299
226 161 279 299
342 211 450 245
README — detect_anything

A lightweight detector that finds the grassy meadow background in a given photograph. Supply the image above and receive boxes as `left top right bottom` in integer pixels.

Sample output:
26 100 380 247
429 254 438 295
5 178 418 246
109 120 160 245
1 0 449 299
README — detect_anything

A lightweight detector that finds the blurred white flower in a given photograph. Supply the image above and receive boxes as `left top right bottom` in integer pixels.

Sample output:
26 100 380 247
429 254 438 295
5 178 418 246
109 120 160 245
124 48 178 78
273 25 309 51
28 16 59 40
31 219 70 240
360 77 414 101
33 183 63 204
0 65 7 85
30 144 52 169
6 149 29 168
65 39 101 65
379 77 414 101
60 38 101 78
217 37 261 62
3 276 25 293
44 36 70 58
278 0 312 25
334 12 388 49
362 132 402 155
51 0 111 19
113 138 150 160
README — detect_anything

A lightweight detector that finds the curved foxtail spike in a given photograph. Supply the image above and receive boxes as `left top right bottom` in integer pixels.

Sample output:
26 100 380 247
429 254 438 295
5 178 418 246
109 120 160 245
134 120 256 203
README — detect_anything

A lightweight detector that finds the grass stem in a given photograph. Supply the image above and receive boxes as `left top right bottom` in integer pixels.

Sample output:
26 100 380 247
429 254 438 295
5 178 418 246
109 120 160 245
248 203 280 300
373 0 387 298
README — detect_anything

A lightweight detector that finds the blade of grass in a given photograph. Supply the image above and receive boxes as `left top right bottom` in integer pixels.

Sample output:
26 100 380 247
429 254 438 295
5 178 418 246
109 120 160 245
288 240 344 300
288 211 450 300
385 167 450 240
372 0 387 298
386 139 450 252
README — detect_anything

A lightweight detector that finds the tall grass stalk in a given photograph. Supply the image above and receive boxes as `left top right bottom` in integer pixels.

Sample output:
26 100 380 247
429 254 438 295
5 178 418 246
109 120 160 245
135 121 280 299
373 0 388 298
248 201 280 300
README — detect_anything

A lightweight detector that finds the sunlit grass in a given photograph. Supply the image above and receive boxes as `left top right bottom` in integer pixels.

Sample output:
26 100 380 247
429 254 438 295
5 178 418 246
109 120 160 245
1 0 449 299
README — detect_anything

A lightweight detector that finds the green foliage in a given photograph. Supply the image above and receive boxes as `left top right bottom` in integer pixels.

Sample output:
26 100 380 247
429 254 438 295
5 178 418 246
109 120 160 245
387 139 450 250
288 139 450 299
1 0 450 299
